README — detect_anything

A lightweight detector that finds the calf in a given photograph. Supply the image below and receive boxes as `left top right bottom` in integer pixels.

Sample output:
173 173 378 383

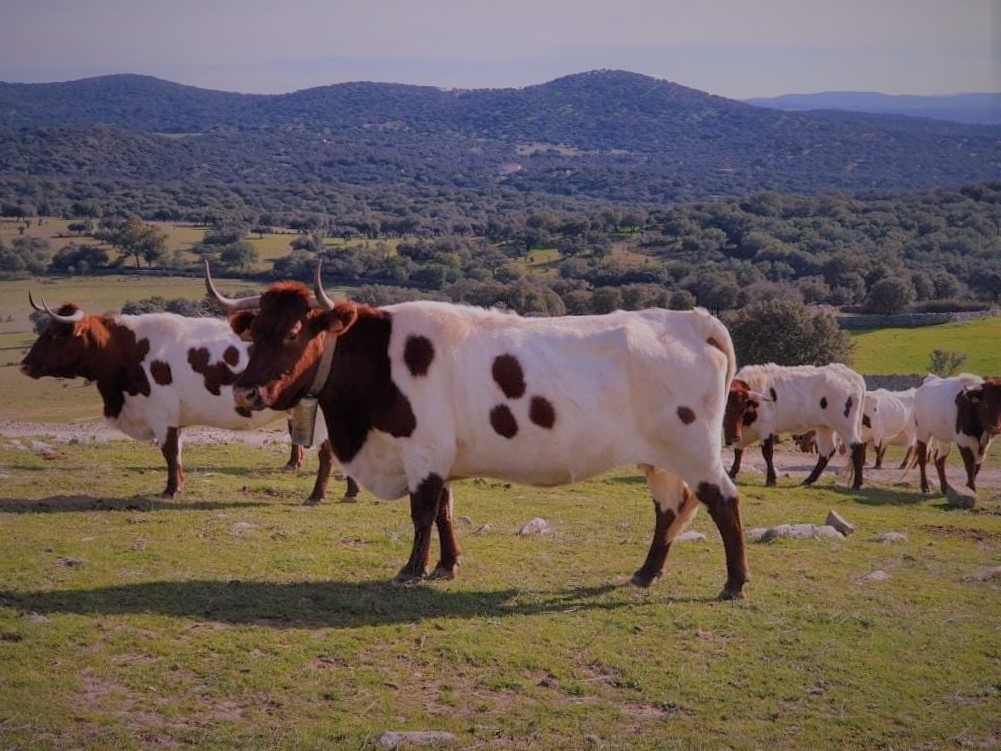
204 262 750 599
912 373 1001 495
861 388 917 469
723 363 866 488
20 295 344 502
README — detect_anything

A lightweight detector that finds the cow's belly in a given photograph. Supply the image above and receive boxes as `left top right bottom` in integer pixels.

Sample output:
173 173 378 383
341 432 410 500
109 403 157 442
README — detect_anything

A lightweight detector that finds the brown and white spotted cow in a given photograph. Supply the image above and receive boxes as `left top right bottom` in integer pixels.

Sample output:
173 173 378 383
204 263 750 599
20 295 354 502
912 373 1001 495
723 363 866 488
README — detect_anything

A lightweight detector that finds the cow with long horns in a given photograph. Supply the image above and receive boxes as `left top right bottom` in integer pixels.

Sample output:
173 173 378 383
20 293 357 502
204 262 750 599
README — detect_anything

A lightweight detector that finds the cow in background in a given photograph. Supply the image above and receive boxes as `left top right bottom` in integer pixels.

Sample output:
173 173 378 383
860 387 917 469
723 363 866 488
204 263 750 599
912 373 1001 495
20 295 347 503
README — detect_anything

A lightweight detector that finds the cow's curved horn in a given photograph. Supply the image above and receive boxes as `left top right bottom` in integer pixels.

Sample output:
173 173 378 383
28 291 84 323
313 261 336 311
203 260 260 311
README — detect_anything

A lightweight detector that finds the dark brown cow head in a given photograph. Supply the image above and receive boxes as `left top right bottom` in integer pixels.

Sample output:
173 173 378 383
204 262 358 411
21 296 108 380
957 377 1001 450
723 379 764 446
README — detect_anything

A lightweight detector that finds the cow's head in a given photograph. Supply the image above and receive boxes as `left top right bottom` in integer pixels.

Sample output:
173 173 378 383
957 377 1001 451
723 379 765 446
204 261 358 411
792 430 818 454
20 294 103 380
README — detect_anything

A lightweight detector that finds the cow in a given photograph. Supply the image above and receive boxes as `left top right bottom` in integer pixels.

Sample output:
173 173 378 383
203 262 750 600
860 387 917 470
20 294 351 503
723 363 866 488
912 373 1001 495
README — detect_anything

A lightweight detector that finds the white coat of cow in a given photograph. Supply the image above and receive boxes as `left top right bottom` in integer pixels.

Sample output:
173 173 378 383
723 362 866 488
204 265 751 600
861 387 917 469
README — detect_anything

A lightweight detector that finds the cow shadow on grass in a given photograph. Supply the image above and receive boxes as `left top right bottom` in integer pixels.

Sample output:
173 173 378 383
821 483 932 507
0 495 270 513
0 578 681 628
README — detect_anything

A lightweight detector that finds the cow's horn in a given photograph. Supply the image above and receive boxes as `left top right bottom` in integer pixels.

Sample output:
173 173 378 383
313 261 336 311
28 291 84 323
203 260 260 311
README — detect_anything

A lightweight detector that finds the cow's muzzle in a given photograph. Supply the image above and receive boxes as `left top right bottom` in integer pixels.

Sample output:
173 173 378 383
233 385 268 411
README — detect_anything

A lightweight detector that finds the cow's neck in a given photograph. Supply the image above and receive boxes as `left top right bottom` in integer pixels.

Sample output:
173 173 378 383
90 319 152 419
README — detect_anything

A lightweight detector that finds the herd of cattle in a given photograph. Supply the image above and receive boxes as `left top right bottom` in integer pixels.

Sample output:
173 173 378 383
17 263 1001 599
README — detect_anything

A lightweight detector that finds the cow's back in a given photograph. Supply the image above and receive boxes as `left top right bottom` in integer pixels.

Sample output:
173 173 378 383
913 373 983 443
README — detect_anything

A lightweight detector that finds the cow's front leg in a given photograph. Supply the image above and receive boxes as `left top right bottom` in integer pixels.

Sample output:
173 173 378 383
727 447 743 479
395 473 445 585
761 436 778 486
934 454 951 495
958 446 979 492
849 442 865 489
428 484 463 580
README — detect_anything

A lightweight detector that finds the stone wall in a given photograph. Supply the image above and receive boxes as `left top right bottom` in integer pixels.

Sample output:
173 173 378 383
839 309 997 330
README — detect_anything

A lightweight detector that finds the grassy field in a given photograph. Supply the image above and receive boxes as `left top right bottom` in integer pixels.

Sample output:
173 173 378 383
0 437 998 750
850 315 1001 376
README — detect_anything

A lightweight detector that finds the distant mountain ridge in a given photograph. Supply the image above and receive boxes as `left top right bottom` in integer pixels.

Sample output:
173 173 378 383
1 70 999 213
743 91 1001 125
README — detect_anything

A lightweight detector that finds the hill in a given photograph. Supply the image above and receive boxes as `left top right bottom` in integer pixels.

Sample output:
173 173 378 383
1 70 999 218
743 91 1001 125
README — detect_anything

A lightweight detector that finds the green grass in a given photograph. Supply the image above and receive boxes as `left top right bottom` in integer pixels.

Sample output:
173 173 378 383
0 437 999 750
850 315 1001 375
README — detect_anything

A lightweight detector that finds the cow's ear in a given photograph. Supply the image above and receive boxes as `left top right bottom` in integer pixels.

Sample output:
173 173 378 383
732 378 750 390
324 303 360 337
229 310 255 338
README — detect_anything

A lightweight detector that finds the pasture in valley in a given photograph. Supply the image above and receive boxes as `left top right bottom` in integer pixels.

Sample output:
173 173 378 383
1 272 1000 749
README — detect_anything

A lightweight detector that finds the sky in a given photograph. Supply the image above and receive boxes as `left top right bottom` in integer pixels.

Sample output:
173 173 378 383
1 0 999 100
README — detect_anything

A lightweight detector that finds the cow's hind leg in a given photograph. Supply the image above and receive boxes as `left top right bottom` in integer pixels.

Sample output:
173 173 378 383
727 447 743 479
395 473 447 585
761 436 777 486
631 466 699 588
428 485 463 580
160 426 184 498
343 475 360 502
695 478 749 600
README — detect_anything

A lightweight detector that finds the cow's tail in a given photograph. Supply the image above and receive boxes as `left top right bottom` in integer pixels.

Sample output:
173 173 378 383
699 308 738 431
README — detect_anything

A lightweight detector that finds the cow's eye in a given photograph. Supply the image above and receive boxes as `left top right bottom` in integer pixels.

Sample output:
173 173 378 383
284 329 298 343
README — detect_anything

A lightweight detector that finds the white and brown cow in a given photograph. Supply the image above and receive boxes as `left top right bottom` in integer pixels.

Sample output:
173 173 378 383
204 263 750 599
723 363 866 488
20 295 354 502
912 373 1001 495
861 387 917 469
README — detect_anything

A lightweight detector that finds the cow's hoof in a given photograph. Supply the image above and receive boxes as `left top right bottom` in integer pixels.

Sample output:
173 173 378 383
303 496 324 506
340 495 358 504
629 571 661 588
428 564 458 580
718 587 746 601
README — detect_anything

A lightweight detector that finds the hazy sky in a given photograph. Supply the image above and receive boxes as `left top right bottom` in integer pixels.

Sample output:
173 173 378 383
2 0 998 99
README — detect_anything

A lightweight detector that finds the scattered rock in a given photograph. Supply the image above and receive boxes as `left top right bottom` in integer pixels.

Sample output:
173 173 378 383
55 557 85 568
961 566 1001 583
377 730 459 749
874 532 908 544
474 523 491 536
519 518 550 536
230 522 256 535
826 510 856 535
945 484 976 509
745 527 769 542
814 525 845 539
675 530 706 542
857 570 891 583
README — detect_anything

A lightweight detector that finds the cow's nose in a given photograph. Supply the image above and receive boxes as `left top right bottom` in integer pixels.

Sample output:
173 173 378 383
233 385 265 410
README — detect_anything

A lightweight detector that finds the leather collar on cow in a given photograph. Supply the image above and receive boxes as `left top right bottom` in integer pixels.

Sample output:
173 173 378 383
307 330 337 399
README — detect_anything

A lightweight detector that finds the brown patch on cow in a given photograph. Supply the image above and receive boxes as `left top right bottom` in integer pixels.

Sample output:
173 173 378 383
844 396 853 418
223 346 240 367
706 336 725 355
769 387 777 402
404 335 435 377
187 347 239 395
149 360 173 386
819 396 828 410
529 396 556 429
235 406 253 418
862 413 872 428
492 354 526 399
490 404 519 438
677 406 696 425
380 392 418 438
